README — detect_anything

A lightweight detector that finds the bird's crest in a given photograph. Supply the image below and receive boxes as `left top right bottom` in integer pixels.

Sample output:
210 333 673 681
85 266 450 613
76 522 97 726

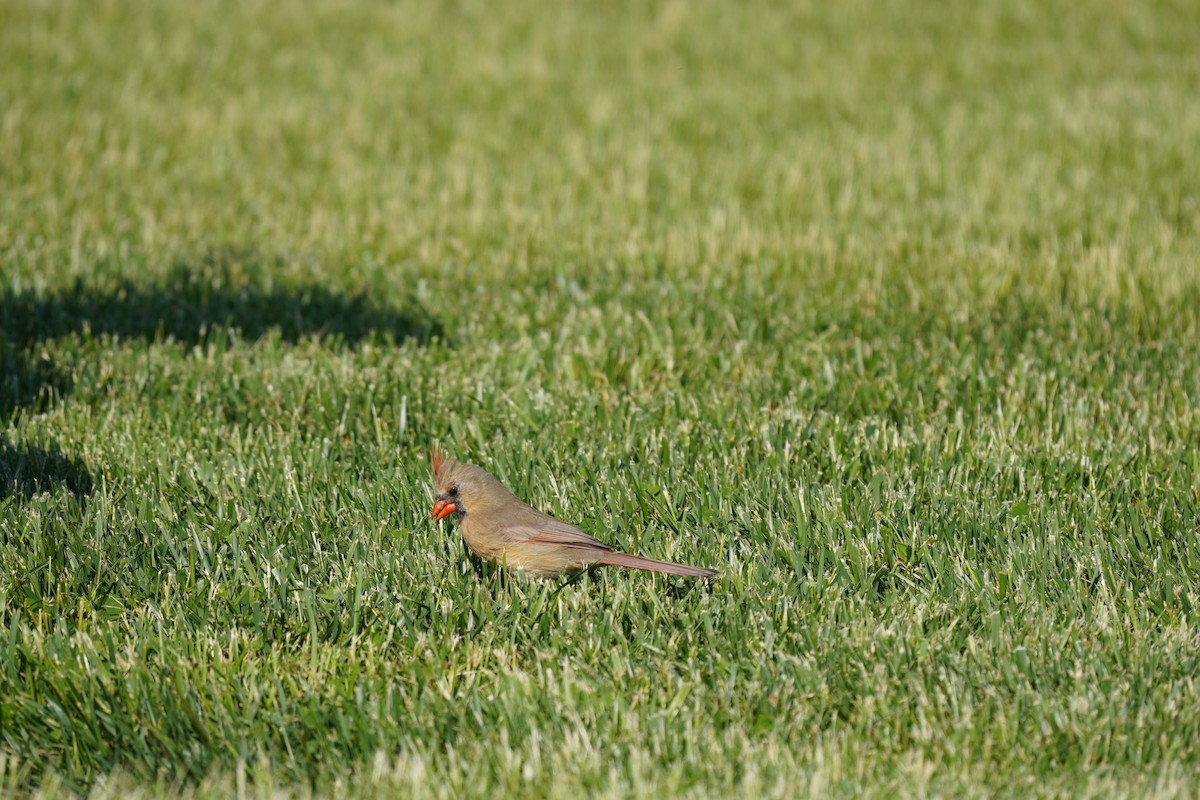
431 450 452 482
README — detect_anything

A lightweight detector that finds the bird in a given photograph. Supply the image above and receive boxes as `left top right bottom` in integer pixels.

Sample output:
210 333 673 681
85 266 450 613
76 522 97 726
429 451 718 579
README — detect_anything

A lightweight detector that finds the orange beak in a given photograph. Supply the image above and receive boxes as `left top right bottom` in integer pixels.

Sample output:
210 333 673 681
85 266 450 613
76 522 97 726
431 499 458 521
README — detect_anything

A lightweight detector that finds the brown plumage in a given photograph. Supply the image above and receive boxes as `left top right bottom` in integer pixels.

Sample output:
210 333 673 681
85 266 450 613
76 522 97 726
430 451 718 579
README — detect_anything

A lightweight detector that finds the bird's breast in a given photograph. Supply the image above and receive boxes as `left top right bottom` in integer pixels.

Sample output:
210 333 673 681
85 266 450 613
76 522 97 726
459 517 507 563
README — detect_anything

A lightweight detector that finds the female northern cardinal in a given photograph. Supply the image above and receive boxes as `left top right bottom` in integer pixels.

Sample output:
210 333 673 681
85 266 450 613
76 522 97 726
430 452 717 579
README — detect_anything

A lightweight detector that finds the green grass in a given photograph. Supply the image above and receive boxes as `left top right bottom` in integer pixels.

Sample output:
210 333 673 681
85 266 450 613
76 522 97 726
2 0 1199 796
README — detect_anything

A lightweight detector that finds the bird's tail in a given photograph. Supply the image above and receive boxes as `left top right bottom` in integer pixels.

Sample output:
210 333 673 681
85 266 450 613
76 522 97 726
598 552 717 579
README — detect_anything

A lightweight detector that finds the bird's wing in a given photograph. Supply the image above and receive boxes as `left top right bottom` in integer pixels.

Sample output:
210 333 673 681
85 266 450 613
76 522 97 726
501 514 612 553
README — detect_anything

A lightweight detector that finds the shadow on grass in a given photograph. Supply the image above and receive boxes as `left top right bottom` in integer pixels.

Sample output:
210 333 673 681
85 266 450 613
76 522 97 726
1 252 444 499
0 437 95 501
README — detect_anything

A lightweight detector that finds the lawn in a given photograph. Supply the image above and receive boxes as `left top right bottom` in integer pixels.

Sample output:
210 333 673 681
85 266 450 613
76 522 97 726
2 0 1199 797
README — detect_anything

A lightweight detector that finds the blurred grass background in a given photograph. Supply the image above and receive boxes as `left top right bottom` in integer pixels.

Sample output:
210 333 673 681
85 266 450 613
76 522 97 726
2 0 1199 797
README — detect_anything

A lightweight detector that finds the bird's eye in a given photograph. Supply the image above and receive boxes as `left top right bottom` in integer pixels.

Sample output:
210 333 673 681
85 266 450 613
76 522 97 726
448 486 459 497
